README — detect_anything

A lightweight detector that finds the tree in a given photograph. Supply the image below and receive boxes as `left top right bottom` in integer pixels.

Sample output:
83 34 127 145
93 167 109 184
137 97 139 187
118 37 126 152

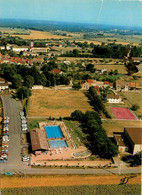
114 69 118 75
73 49 79 55
122 152 141 167
131 104 140 111
72 83 81 90
17 86 32 100
86 64 95 72
71 110 84 121
24 75 34 88
12 74 22 89
125 61 138 75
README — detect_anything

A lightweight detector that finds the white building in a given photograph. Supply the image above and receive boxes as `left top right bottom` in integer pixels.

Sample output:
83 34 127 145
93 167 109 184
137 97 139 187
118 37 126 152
0 83 9 91
32 85 44 90
107 94 121 103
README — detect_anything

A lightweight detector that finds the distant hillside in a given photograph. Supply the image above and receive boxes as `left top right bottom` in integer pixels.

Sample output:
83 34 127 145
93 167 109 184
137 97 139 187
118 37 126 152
0 18 142 33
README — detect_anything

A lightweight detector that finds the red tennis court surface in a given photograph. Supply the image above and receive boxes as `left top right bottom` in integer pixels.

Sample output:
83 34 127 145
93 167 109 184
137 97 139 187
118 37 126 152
110 107 136 120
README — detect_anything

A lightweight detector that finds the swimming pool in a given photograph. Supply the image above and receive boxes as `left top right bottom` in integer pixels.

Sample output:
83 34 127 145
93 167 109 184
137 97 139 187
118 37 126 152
45 125 64 139
49 140 68 148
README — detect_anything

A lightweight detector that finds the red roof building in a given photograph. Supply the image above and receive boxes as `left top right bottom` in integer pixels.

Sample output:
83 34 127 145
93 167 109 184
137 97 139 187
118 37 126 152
51 68 62 74
87 79 94 83
104 81 110 85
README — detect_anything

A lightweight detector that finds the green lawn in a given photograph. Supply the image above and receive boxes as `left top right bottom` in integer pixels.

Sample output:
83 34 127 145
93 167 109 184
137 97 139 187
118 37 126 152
64 120 86 147
28 119 46 131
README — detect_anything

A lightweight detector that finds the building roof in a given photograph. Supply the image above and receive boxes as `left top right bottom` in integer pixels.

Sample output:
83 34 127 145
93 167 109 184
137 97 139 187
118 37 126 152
94 86 99 90
0 83 8 87
0 78 5 82
30 129 48 151
108 94 120 99
125 127 142 145
114 135 126 147
87 79 94 83
51 68 62 74
104 81 109 85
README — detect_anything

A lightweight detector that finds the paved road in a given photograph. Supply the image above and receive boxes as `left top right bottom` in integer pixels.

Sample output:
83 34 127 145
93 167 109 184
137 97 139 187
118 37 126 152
0 165 141 175
1 95 23 166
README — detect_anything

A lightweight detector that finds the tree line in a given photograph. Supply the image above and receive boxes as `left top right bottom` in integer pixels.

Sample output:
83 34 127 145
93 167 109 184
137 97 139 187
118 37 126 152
71 110 118 159
92 44 142 59
88 86 111 118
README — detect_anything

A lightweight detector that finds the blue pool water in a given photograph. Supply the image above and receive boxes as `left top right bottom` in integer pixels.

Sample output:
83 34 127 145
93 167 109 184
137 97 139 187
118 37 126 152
49 140 68 148
45 125 64 138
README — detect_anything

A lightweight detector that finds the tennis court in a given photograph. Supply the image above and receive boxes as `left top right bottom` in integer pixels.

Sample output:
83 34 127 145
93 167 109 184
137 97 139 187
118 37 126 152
49 140 68 148
45 125 64 138
110 107 136 120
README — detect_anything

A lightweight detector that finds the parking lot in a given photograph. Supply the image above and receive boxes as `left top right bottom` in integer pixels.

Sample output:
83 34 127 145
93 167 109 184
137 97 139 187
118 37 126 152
1 95 24 166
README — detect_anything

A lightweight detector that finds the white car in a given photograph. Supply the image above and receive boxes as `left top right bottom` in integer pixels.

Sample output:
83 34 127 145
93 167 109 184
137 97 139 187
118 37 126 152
22 156 30 161
20 111 24 116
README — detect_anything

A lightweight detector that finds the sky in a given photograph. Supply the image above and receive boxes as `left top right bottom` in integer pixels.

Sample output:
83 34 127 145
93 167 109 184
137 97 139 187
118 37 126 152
0 0 142 27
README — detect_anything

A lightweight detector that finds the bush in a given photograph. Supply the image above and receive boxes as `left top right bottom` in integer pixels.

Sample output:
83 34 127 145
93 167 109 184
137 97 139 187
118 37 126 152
131 104 140 111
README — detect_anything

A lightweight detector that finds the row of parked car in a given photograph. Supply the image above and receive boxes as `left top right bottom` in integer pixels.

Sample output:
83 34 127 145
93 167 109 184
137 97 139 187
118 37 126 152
20 111 30 162
20 111 28 132
0 116 9 162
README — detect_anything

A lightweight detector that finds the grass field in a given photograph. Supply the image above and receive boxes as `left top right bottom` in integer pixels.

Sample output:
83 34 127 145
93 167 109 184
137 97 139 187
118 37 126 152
1 184 141 195
28 89 93 118
102 120 142 136
122 92 142 114
94 65 127 74
1 174 140 189
64 120 86 147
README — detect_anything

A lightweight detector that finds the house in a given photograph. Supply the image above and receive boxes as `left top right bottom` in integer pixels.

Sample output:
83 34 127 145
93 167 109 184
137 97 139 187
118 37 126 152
107 94 121 103
30 47 49 53
0 78 6 84
113 133 128 153
63 61 71 65
94 86 101 95
0 83 9 91
0 78 9 91
116 80 142 91
30 129 48 152
81 79 104 90
124 127 142 155
51 68 63 74
32 85 44 90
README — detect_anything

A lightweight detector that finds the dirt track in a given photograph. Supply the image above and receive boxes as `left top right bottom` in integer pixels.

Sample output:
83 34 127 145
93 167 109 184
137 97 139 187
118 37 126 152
1 174 140 188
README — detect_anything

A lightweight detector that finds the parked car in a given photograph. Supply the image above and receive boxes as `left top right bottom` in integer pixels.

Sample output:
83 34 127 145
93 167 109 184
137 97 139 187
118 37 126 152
0 160 6 163
22 156 30 162
21 120 27 124
4 172 13 175
1 152 8 155
2 150 8 153
20 111 24 116
22 127 28 131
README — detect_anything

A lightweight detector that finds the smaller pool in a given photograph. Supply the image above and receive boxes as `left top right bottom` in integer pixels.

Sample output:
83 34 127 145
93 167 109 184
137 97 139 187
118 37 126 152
49 140 68 148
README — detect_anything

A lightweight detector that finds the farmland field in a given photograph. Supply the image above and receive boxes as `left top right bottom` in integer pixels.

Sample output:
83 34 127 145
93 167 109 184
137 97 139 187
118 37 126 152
102 120 142 136
1 175 140 189
11 30 70 40
1 184 141 195
28 89 93 118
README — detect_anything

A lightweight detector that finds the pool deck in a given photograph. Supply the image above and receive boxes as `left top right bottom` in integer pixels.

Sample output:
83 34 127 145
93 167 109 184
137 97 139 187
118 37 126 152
39 121 74 148
31 145 111 167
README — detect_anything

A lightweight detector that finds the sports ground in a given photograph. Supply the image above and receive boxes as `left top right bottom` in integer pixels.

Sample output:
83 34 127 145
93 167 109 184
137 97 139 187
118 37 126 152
110 107 136 120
